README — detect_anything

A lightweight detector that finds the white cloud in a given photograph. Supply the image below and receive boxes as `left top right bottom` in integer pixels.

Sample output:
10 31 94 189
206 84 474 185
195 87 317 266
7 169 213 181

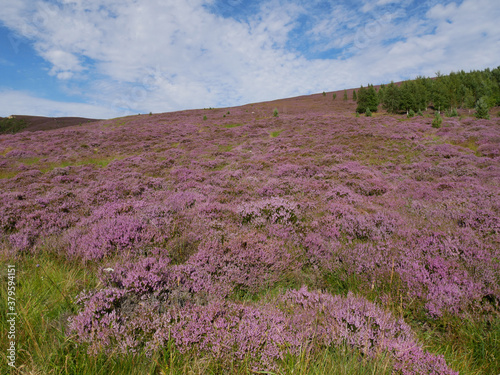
0 0 499 117
41 49 83 78
426 2 458 19
0 90 122 118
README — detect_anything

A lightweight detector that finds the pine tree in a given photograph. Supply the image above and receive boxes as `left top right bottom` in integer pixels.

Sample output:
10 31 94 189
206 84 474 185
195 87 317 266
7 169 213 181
432 112 442 128
352 90 357 101
463 88 476 112
475 97 490 119
378 84 385 103
382 82 400 113
356 86 367 113
343 90 348 101
399 81 416 113
356 84 379 113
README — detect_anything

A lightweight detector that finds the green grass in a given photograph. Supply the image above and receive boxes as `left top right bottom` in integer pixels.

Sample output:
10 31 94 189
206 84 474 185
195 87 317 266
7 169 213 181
0 155 126 180
217 144 233 152
446 136 481 156
0 251 100 374
37 155 123 173
408 314 500 375
270 130 283 138
19 157 41 165
0 171 20 180
223 123 243 129
320 265 500 375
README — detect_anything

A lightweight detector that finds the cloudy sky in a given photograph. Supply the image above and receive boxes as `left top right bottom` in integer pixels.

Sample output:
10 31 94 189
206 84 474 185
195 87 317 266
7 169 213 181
0 0 499 118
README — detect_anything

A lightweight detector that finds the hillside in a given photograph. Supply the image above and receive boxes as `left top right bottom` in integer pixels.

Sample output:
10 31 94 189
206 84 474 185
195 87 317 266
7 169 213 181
0 115 100 134
1 92 499 374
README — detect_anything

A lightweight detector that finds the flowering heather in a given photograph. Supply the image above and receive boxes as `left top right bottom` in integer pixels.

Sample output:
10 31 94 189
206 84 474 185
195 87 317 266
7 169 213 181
1 95 499 373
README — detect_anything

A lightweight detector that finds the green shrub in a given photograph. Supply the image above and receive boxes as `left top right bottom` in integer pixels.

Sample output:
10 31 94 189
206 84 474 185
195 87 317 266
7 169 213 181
365 108 372 117
432 112 442 128
0 117 28 134
273 108 279 117
408 109 415 118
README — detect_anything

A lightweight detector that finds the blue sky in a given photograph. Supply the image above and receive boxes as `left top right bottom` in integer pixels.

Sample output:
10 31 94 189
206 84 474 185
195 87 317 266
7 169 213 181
0 0 499 118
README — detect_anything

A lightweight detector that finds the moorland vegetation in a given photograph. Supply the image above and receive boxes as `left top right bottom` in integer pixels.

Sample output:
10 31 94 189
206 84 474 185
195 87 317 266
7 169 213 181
1 68 499 374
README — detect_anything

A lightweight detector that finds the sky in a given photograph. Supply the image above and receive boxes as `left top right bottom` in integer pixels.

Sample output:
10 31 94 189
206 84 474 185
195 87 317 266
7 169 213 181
0 0 499 118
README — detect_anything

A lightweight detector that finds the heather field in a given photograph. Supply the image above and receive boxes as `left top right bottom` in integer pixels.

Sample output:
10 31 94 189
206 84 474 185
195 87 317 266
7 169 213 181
1 93 499 374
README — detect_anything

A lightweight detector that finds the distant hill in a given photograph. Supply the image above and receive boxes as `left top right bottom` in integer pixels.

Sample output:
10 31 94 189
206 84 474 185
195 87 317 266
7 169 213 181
0 115 101 134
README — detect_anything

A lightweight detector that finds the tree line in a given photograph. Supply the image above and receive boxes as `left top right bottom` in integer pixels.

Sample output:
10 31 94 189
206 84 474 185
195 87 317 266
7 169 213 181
353 66 500 118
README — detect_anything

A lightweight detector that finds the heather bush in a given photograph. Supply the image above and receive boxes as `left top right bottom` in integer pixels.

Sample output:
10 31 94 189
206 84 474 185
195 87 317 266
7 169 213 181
238 197 300 227
68 283 458 373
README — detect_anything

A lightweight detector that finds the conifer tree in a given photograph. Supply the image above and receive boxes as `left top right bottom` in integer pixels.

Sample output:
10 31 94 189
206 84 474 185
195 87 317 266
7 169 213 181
382 82 400 113
356 86 367 113
356 84 379 113
432 112 442 128
475 97 490 119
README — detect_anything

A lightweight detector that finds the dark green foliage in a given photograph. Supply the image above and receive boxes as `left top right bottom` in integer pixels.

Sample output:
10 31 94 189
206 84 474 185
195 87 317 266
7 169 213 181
365 107 372 117
0 117 28 134
382 82 400 113
356 85 379 113
352 90 357 101
332 93 337 100
399 81 417 113
322 91 326 96
475 97 490 119
377 66 500 115
408 109 415 118
343 90 348 101
432 112 443 128
417 109 423 116
463 88 476 109
431 79 450 112
273 108 279 117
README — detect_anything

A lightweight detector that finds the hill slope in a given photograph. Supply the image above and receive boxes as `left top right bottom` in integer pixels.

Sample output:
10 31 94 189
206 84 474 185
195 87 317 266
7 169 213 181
1 93 499 374
0 115 100 134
